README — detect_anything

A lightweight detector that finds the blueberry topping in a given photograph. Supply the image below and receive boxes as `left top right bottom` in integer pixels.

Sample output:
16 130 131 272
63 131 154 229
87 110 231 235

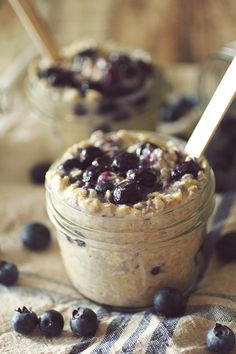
81 146 104 167
95 180 114 193
216 232 236 263
38 67 74 87
170 159 201 181
92 156 111 169
70 308 98 337
59 157 84 172
12 306 38 335
153 287 186 317
112 181 143 204
20 222 51 251
126 168 158 187
97 171 116 183
112 151 139 173
136 142 159 158
39 310 64 337
206 323 235 353
29 162 51 185
0 261 18 286
160 96 197 123
73 103 87 116
82 166 104 183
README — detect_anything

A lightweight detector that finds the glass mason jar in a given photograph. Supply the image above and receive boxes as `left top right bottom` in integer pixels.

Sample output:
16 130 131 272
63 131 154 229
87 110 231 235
198 41 236 113
25 41 166 157
45 133 215 309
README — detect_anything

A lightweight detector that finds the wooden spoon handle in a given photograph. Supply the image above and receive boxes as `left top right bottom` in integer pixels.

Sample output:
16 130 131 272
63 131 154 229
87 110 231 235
8 0 60 62
185 55 236 158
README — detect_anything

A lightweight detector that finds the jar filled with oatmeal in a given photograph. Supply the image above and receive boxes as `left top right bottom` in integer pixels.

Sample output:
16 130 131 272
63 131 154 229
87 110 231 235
25 41 166 157
45 130 215 309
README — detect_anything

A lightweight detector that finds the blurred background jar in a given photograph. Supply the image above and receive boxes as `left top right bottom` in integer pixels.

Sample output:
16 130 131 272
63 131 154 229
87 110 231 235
198 41 236 193
25 40 166 157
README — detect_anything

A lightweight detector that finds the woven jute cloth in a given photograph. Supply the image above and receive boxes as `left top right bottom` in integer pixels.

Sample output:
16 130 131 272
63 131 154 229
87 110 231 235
0 95 236 354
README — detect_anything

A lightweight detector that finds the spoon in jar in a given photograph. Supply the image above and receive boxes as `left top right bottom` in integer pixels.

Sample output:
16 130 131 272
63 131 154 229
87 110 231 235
185 55 236 158
8 0 60 62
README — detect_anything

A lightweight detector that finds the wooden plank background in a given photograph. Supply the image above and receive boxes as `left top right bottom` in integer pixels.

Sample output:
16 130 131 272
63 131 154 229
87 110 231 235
1 0 236 73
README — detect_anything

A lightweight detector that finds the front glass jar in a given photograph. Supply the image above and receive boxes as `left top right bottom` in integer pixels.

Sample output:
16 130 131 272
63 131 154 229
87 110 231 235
45 133 215 309
25 41 166 157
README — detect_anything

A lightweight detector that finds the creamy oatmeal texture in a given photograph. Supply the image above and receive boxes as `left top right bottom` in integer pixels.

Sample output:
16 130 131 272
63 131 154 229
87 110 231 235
26 41 164 154
46 130 215 308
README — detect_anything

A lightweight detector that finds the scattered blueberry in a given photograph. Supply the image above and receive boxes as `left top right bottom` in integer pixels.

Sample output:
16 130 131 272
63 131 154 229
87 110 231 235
95 180 114 193
0 261 18 286
70 308 98 337
126 168 158 187
216 232 236 263
39 310 64 337
170 159 201 181
80 146 104 167
12 306 38 335
73 103 87 116
206 323 235 353
20 222 51 251
153 287 186 317
30 162 51 185
112 181 143 204
59 157 84 172
112 152 139 173
160 96 197 123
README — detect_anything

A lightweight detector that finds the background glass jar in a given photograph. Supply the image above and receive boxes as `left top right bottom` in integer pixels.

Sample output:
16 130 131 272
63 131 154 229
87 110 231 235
45 134 215 309
25 41 166 158
198 41 236 193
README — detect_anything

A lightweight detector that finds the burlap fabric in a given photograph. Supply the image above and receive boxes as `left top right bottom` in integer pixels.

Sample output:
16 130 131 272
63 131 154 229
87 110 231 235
0 94 236 354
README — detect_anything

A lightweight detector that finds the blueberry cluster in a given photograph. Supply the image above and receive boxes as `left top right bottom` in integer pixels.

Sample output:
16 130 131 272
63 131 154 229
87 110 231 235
38 47 153 99
59 140 201 205
12 306 98 338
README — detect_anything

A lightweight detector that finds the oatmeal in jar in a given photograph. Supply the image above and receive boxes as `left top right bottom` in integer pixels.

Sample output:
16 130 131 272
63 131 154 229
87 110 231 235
46 130 215 308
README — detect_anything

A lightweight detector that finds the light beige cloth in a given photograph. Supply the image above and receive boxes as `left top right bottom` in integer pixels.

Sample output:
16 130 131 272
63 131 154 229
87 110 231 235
1 93 236 354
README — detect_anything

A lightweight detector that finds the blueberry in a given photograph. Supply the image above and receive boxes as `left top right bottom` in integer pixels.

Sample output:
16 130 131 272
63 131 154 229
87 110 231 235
153 287 186 317
112 151 139 173
80 146 104 167
38 67 73 87
160 96 197 123
206 323 235 353
136 142 159 158
0 261 18 286
95 180 114 193
92 156 111 169
112 181 143 204
126 168 158 187
20 222 51 251
216 232 236 263
122 61 139 79
59 157 84 172
170 159 201 181
97 171 116 183
30 162 51 185
82 166 104 183
73 103 87 116
70 308 98 337
12 306 38 335
39 309 64 337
